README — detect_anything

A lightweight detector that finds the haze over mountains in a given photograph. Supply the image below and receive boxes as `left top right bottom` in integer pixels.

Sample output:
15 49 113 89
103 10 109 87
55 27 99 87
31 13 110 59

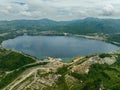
0 17 120 34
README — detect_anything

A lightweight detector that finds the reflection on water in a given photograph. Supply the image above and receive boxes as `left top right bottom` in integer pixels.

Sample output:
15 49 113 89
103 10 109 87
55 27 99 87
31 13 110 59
2 36 119 58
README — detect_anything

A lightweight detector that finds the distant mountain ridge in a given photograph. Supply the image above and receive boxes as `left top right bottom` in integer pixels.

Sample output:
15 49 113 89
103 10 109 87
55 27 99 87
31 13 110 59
0 17 120 46
0 17 120 34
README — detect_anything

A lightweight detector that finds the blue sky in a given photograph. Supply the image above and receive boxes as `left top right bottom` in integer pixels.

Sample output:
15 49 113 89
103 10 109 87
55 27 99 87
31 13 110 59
0 0 120 21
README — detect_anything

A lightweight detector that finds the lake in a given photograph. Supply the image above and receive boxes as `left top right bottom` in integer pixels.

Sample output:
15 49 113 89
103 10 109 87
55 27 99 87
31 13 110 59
2 35 119 58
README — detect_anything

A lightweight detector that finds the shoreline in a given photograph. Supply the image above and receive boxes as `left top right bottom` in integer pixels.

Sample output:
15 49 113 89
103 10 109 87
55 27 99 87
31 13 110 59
0 31 120 47
0 33 120 61
73 34 120 47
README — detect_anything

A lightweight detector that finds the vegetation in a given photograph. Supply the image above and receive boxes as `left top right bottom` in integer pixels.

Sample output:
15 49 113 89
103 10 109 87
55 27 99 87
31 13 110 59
56 65 68 75
70 72 87 81
0 69 23 89
0 51 35 71
54 65 69 90
49 54 120 90
0 49 119 89
70 54 120 90
67 62 120 90
0 61 48 89
99 53 112 58
107 34 120 46
1 61 47 89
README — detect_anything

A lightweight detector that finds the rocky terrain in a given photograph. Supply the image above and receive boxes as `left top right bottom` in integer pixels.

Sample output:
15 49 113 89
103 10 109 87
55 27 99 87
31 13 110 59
0 47 120 90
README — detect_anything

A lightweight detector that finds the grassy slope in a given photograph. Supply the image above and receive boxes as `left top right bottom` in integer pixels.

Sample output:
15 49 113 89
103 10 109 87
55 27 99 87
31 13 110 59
0 48 35 71
0 48 36 89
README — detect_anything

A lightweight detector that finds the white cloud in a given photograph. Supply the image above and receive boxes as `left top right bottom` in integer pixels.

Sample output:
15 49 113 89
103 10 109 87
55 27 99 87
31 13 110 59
101 4 114 16
0 0 120 20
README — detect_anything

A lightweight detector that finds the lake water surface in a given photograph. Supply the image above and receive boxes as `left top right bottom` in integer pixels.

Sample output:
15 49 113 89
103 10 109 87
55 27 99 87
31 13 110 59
2 36 119 58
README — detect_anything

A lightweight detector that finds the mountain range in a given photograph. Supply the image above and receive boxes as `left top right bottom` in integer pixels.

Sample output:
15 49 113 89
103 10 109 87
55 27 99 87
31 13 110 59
0 17 120 34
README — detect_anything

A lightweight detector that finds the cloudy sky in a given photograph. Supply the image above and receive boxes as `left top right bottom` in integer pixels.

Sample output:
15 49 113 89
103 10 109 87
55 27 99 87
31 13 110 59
0 0 120 21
